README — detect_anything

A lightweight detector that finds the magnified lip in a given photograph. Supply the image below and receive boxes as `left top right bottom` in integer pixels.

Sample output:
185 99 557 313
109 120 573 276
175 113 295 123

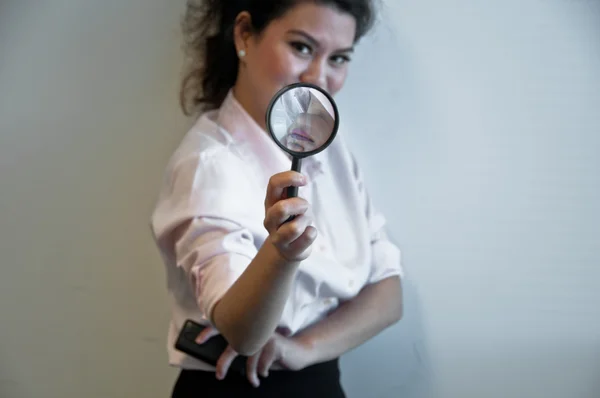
290 128 314 143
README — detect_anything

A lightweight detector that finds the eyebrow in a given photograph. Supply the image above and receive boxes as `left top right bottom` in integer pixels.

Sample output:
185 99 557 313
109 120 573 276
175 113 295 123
286 29 355 53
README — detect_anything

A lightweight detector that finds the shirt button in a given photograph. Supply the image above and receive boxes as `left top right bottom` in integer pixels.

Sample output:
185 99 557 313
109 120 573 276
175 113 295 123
324 298 334 305
319 244 327 252
348 279 355 288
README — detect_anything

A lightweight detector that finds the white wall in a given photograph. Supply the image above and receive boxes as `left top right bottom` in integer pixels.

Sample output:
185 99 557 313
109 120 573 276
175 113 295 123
337 1 600 397
0 1 598 397
0 1 187 396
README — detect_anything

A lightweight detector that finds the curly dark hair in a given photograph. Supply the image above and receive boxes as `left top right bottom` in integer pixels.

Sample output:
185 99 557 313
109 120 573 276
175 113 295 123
179 0 377 116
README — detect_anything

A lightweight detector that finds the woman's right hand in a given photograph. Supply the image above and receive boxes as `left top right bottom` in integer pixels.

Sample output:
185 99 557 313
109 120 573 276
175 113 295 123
263 171 317 262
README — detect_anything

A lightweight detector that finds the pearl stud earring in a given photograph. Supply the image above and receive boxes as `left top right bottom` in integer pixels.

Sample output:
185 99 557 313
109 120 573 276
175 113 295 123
238 49 246 58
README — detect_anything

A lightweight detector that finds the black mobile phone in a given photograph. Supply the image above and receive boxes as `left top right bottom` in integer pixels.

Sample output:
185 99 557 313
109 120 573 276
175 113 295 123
174 319 247 376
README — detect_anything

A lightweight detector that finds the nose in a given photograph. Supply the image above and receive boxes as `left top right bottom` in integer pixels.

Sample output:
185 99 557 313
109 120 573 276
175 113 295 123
300 59 327 90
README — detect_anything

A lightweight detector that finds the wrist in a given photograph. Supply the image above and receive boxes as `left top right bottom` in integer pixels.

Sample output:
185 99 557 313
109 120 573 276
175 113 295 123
263 236 302 267
292 333 319 369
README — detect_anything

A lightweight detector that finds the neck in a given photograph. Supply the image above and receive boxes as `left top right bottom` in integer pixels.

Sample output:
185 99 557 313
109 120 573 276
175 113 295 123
232 79 267 132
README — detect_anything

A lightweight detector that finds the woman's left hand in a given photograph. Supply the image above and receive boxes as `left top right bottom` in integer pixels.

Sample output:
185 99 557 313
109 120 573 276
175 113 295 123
195 326 314 387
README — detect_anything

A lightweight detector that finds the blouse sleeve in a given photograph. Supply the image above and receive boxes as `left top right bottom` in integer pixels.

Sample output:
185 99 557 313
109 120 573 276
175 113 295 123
150 150 263 322
173 216 257 323
350 153 404 284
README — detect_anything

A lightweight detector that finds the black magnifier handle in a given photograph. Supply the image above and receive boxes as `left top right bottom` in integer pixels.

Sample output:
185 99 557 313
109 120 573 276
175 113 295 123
286 157 303 199
285 157 303 222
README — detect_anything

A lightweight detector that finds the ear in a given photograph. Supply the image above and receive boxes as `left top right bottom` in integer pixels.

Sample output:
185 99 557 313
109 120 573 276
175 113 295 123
233 11 254 58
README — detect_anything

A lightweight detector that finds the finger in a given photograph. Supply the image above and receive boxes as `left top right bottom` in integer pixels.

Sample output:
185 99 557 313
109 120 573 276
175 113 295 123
285 225 318 253
194 326 219 344
257 345 277 378
271 214 312 246
264 198 309 233
215 346 238 380
246 353 261 388
265 172 307 209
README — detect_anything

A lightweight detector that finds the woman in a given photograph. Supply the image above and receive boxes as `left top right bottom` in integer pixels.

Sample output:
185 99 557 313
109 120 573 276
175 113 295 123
150 0 404 396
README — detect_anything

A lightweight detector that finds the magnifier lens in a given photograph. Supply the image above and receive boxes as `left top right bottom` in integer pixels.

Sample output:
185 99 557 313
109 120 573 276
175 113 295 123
266 83 339 199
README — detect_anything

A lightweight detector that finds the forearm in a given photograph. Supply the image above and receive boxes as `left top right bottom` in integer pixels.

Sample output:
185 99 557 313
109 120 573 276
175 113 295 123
212 238 299 356
294 276 403 366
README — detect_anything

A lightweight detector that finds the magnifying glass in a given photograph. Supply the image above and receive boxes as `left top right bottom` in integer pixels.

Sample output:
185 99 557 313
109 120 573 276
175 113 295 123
265 82 339 198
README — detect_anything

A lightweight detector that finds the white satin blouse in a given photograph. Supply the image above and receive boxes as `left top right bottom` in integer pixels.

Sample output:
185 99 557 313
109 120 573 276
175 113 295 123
150 90 403 370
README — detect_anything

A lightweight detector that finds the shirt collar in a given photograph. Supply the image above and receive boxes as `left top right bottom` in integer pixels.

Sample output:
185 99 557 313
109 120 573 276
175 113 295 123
216 90 325 183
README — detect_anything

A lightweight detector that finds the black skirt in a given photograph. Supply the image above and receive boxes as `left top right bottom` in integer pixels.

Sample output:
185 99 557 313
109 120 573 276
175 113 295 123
171 358 346 398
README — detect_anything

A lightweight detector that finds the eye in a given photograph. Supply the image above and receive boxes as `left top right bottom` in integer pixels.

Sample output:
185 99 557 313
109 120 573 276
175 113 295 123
330 54 351 66
289 41 312 56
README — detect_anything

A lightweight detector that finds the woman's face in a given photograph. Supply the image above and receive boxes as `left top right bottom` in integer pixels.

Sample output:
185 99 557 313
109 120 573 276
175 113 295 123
280 88 335 152
284 111 334 152
233 3 356 129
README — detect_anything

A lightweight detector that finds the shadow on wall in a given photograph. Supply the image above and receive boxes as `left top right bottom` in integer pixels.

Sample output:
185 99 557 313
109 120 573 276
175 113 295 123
336 5 435 398
340 247 434 398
